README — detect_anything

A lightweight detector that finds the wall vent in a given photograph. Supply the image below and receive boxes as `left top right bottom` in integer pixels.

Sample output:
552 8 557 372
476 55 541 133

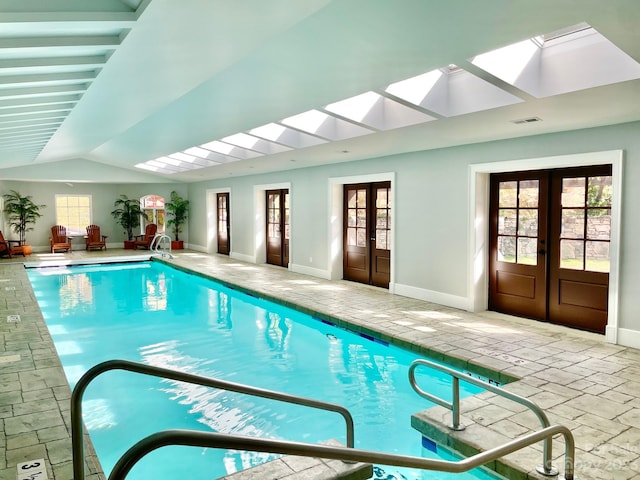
511 117 542 124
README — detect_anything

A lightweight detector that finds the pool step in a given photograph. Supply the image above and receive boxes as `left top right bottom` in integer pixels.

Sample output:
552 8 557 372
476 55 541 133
218 439 373 480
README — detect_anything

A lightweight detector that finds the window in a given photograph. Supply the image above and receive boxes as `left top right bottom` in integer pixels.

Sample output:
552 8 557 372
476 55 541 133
141 195 165 233
560 174 612 272
55 195 92 236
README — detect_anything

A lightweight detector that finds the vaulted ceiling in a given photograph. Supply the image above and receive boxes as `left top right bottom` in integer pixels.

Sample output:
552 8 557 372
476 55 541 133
1 0 639 183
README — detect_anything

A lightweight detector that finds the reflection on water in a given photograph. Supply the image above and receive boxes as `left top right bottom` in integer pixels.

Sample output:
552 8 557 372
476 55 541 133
29 262 489 480
143 270 167 311
59 273 93 315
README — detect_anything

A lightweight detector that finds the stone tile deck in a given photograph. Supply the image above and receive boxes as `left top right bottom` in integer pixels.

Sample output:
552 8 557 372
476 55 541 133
1 249 640 479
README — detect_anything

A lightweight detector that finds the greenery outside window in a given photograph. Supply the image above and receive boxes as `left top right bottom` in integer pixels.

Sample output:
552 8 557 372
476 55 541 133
56 194 92 236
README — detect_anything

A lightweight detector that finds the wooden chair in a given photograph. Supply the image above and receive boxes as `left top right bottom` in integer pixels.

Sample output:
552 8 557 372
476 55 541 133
85 225 107 251
50 225 72 253
0 230 22 258
134 223 158 250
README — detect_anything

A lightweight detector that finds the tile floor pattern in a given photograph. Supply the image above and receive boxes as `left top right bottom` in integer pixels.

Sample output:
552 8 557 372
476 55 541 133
1 249 640 480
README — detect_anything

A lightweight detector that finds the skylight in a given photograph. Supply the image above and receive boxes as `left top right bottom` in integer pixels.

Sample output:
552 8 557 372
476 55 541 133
470 23 640 98
281 110 329 134
385 70 442 106
325 91 380 122
325 91 435 130
385 66 522 117
135 22 640 175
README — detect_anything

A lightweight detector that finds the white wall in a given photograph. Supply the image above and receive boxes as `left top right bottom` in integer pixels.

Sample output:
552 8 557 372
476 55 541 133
186 120 640 349
0 182 187 250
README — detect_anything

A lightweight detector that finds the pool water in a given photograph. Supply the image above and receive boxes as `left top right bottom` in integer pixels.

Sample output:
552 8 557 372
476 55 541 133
28 261 499 480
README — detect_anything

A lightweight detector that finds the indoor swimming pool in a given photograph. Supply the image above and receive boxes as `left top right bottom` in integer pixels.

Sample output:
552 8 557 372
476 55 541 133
27 261 502 480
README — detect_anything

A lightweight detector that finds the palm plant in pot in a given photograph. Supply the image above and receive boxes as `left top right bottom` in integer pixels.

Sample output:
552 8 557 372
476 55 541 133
111 195 148 248
165 191 189 249
2 190 45 255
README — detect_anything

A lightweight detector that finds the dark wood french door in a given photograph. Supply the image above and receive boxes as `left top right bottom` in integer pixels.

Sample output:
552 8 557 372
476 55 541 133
489 165 612 333
216 192 230 255
489 171 549 320
343 182 391 288
266 189 289 267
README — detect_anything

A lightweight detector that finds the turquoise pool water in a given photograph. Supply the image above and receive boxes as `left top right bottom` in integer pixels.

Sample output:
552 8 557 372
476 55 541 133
28 261 499 480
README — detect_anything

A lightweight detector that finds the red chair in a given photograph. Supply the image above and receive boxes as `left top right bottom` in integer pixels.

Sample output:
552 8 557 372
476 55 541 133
50 225 72 253
134 224 158 250
85 225 107 251
0 230 23 258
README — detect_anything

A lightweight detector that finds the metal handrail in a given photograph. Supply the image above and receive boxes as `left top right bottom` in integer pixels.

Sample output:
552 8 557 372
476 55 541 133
108 425 575 480
150 233 173 258
409 358 557 476
71 359 355 480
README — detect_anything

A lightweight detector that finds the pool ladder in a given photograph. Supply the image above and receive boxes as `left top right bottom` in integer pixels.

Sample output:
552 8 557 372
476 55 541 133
150 233 173 259
70 359 576 480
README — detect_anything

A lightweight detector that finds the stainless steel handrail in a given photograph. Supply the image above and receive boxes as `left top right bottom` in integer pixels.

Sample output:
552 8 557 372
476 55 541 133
108 425 575 480
409 358 558 476
150 233 173 258
71 359 355 480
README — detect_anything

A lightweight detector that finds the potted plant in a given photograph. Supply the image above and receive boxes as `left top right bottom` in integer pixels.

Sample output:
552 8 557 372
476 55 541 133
111 195 148 249
2 190 45 255
165 190 189 250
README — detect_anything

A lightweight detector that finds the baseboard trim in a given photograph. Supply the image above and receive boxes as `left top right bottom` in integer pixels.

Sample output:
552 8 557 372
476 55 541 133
391 282 472 311
289 263 331 280
616 328 640 350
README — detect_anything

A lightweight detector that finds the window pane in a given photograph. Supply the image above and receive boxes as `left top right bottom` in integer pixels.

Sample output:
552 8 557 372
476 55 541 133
561 209 585 239
347 208 357 227
376 230 388 250
356 228 367 247
519 180 539 208
497 236 515 263
587 176 612 207
376 211 388 229
587 209 611 240
357 189 366 208
518 209 538 237
562 177 585 207
347 191 357 208
560 239 584 270
586 241 610 273
347 228 356 246
356 208 366 227
517 237 537 265
144 195 164 209
376 189 388 208
498 181 517 208
498 209 517 235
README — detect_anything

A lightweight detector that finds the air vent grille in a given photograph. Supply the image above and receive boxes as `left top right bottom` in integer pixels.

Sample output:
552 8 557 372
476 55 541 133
511 117 542 124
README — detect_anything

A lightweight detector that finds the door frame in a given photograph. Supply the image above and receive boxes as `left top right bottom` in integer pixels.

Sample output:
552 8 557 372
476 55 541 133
254 182 292 267
206 187 231 255
329 172 396 289
469 150 623 343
